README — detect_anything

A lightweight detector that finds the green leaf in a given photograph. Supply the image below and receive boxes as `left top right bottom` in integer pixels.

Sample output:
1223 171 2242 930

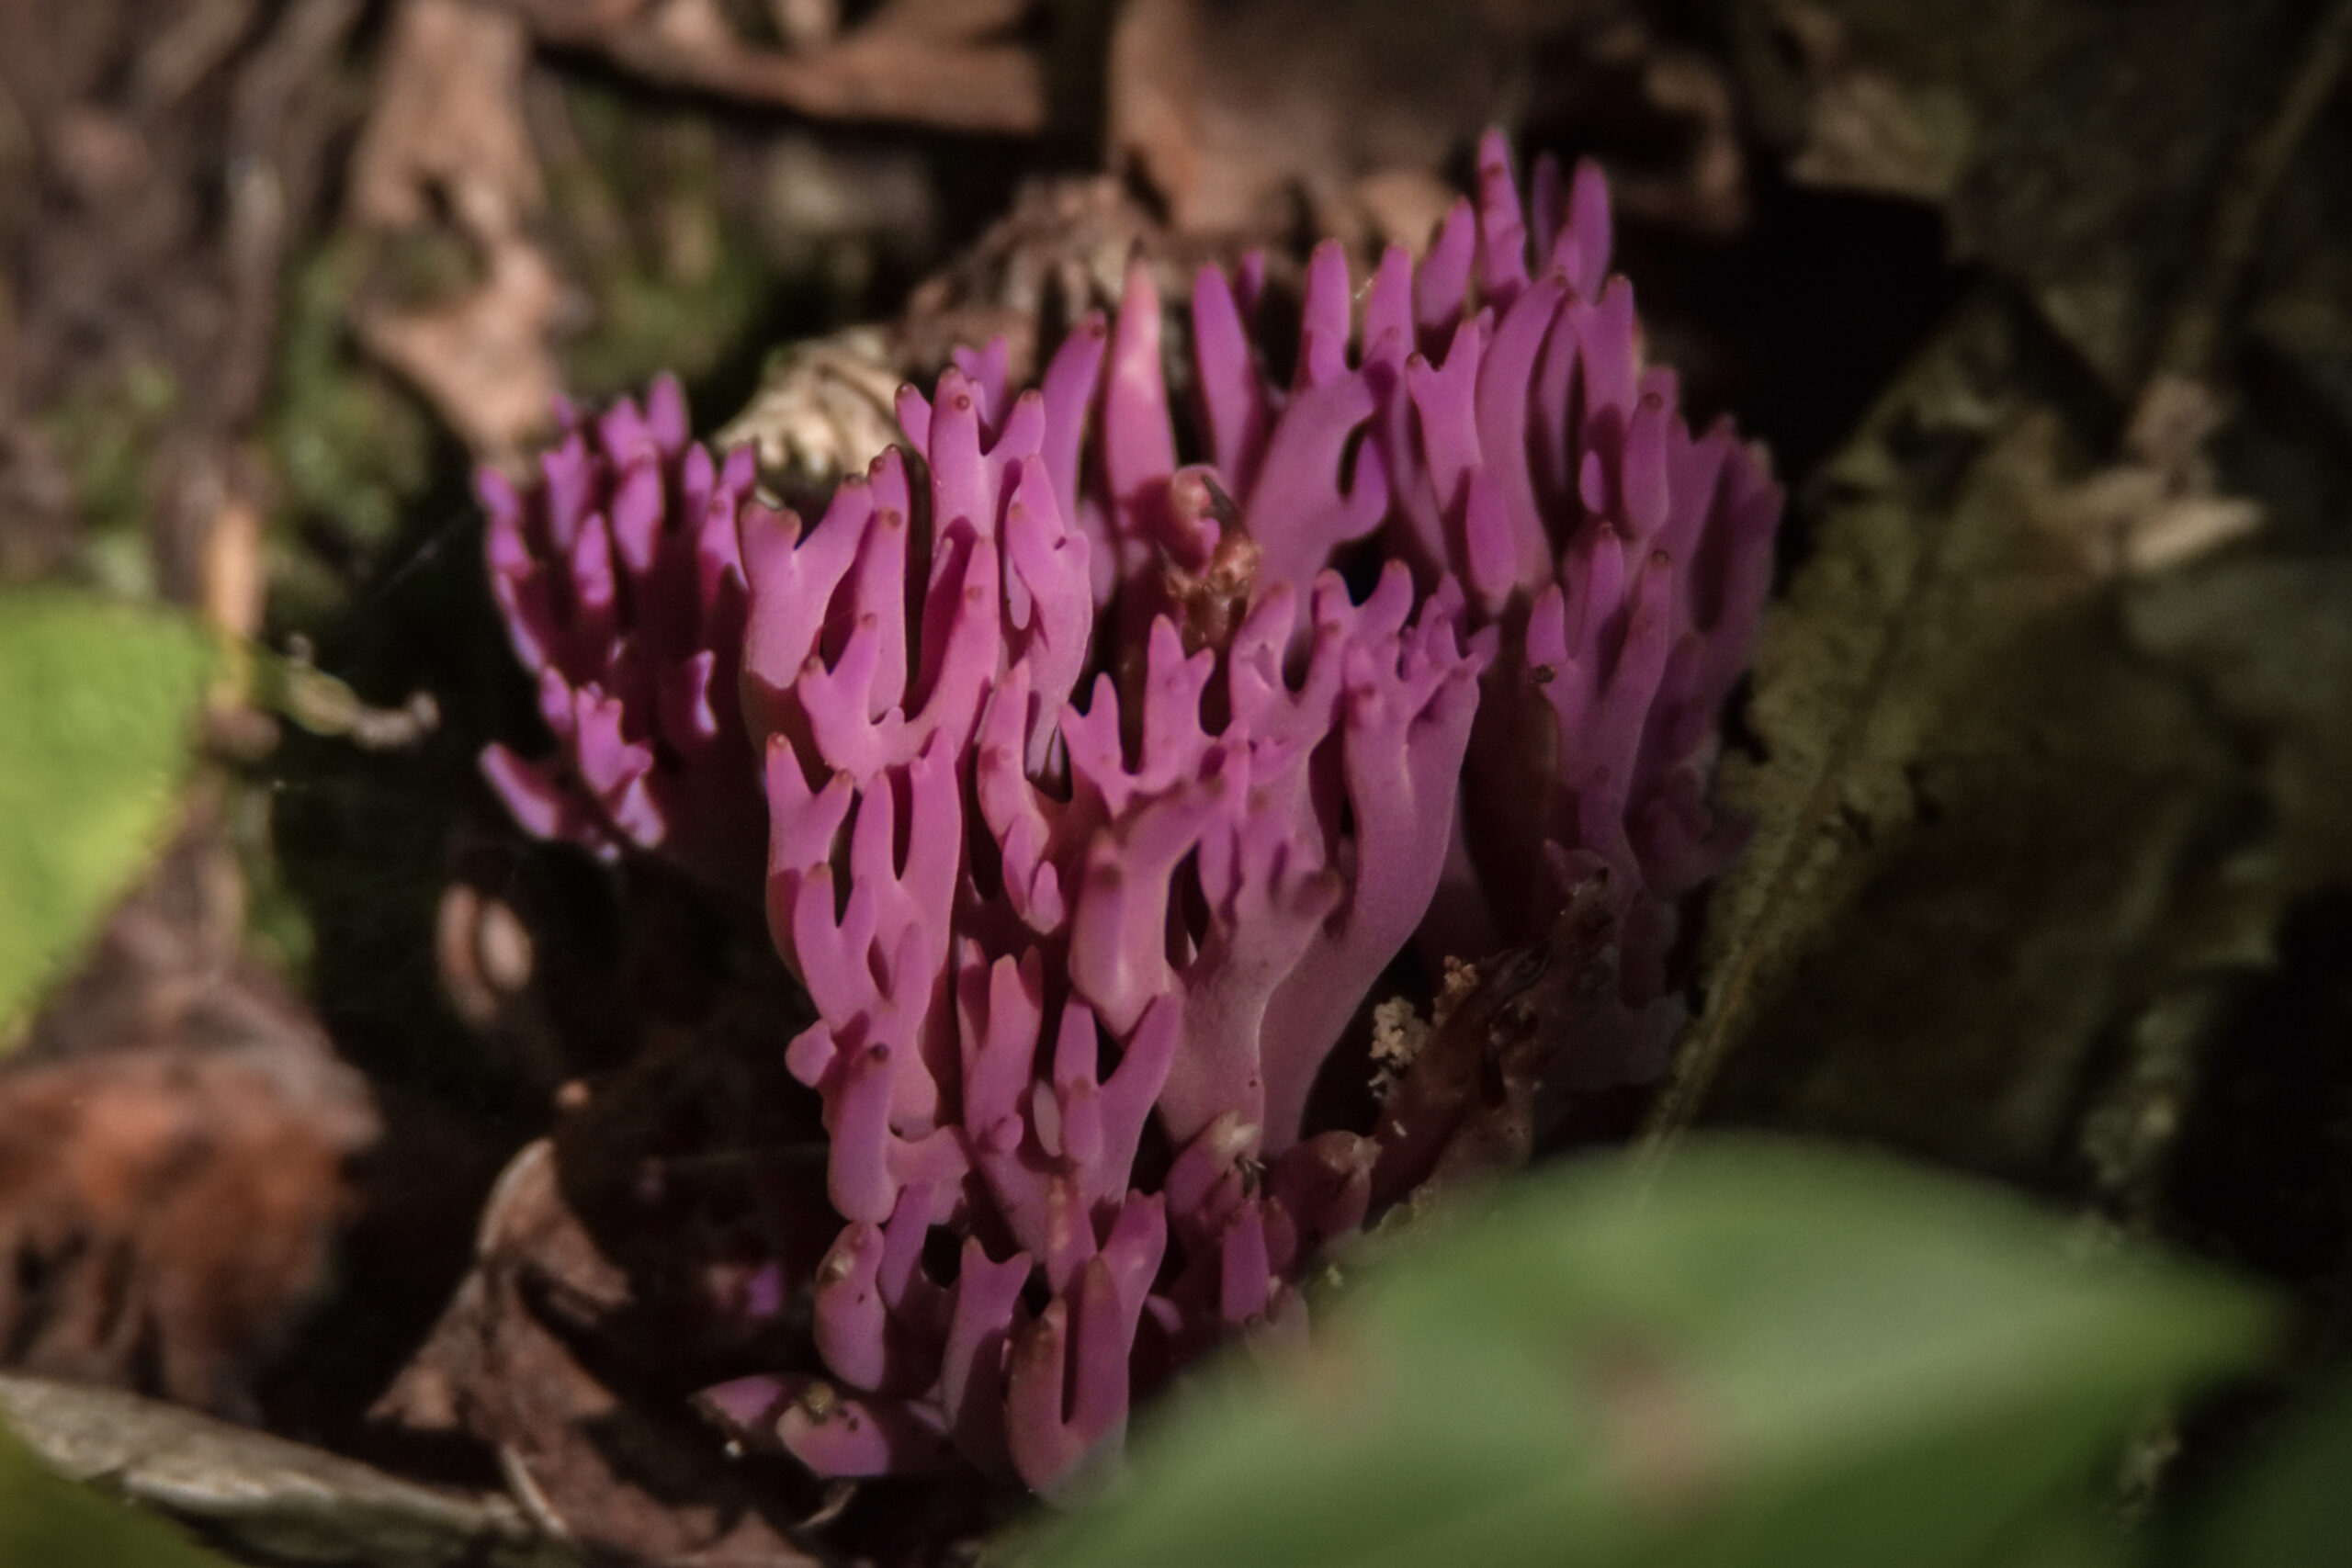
0 589 215 1036
2186 1369 2352 1568
0 1422 227 1566
1022 1140 2274 1568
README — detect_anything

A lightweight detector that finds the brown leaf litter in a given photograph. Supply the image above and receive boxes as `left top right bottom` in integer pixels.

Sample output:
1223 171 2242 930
350 0 565 463
2 823 379 1422
1108 0 1747 241
373 1020 888 1566
501 0 1045 136
0 0 366 593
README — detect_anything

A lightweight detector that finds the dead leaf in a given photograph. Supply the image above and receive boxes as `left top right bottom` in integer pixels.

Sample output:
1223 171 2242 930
764 0 839 53
898 174 1179 378
349 0 563 460
1647 288 2271 1182
2042 374 2264 576
1107 0 1746 241
2 826 378 1420
1343 166 1462 257
356 231 565 461
713 327 906 509
1745 1 1973 203
720 170 1258 503
2127 557 2352 887
0 0 364 599
376 1140 823 1566
350 0 545 235
1566 17 1750 237
0 1046 370 1417
502 0 1045 134
1731 0 2309 388
376 995 857 1565
1108 0 1519 237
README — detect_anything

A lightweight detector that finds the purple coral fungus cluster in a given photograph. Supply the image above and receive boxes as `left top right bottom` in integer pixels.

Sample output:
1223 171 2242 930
479 376 767 896
1368 137 1782 1089
480 131 1781 1499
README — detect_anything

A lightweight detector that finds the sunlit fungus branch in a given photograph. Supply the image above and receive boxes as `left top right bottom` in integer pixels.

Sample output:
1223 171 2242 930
479 130 1782 1498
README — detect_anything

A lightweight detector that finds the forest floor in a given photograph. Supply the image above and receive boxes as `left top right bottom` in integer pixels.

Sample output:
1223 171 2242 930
5 2 2352 1563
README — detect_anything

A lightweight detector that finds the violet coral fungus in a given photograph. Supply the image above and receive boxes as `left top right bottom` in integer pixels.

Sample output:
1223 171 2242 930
481 132 1781 1502
706 327 1493 1492
1090 130 1780 1105
1371 133 1782 1093
479 375 767 895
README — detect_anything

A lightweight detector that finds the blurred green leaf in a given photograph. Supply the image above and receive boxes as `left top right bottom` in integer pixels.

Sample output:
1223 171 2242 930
1023 1140 2274 1568
2186 1370 2352 1568
0 589 214 1036
0 1422 227 1566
